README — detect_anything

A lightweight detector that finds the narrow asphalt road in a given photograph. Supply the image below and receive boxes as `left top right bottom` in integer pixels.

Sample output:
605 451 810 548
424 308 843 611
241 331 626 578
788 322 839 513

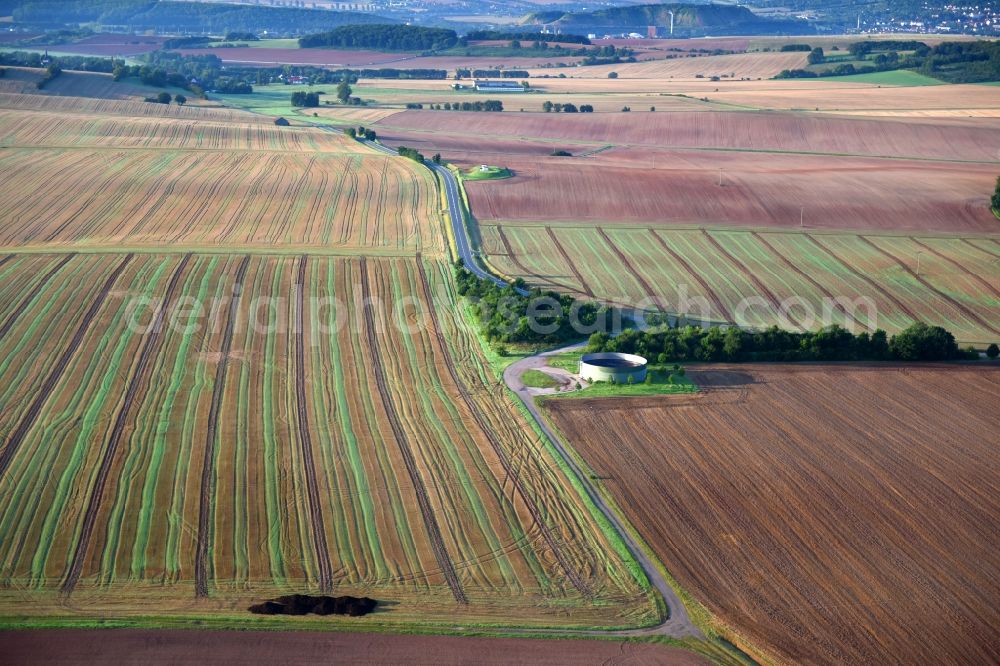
504 347 704 639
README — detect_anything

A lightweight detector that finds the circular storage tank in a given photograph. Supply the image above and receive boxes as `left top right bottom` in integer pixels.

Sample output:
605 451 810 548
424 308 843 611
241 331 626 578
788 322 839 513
579 352 648 384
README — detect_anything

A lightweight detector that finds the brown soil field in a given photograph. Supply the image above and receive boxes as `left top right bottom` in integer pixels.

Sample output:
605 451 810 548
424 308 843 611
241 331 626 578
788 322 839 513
546 364 1000 665
0 629 709 665
528 51 808 79
375 109 1000 161
702 81 1000 115
463 150 999 233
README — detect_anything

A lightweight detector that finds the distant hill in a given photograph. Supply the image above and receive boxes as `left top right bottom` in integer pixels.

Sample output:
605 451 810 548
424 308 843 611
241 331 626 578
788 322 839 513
5 1 394 34
523 3 814 37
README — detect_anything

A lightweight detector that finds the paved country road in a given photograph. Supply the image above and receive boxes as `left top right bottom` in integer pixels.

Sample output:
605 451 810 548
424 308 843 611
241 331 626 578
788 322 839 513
505 346 704 639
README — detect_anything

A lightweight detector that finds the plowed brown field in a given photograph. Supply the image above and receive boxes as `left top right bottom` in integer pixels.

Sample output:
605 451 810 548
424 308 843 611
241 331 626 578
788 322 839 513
376 109 1000 161
465 151 998 233
546 364 1000 665
0 629 710 665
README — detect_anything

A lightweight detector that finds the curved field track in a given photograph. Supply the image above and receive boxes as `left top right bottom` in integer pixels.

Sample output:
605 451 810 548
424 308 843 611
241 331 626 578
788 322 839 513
546 364 1000 665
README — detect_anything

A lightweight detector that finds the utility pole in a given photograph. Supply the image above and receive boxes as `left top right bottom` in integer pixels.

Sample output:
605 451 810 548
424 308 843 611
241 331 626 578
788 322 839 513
916 251 924 276
718 168 723 187
800 207 804 228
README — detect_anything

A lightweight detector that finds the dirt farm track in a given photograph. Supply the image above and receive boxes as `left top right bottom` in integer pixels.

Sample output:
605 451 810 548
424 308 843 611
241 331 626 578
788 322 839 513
546 364 1000 665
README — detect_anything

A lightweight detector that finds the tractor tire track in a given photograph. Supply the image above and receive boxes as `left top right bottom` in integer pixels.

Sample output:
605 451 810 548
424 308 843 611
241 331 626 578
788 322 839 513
805 235 921 321
751 232 867 330
857 236 1000 337
910 238 1000 300
0 254 133 481
701 230 803 330
961 238 1000 261
648 229 734 325
597 228 665 311
496 227 576 293
0 253 75 341
62 254 192 594
358 257 466 604
415 257 591 598
294 255 334 592
546 227 595 298
195 255 251 598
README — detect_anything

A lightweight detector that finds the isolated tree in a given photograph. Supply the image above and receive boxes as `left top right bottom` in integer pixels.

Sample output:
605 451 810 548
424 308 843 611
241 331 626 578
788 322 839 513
608 71 618 79
336 78 352 104
992 176 1000 212
156 91 172 104
621 106 631 112
174 94 186 105
987 343 999 359
432 153 441 164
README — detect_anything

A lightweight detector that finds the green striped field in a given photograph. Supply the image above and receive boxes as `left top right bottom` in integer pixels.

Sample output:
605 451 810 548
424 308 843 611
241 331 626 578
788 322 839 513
0 252 656 629
481 223 1000 345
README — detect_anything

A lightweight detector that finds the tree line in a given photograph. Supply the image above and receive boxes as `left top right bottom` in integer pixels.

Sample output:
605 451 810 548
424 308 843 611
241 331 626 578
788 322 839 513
454 265 989 361
777 39 1000 84
543 101 594 113
456 69 530 79
299 25 458 51
587 322 977 364
464 30 591 45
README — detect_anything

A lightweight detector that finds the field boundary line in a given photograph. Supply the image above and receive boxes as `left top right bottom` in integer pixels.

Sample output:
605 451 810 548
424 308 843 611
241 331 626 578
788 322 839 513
0 254 134 481
195 255 251 598
358 257 467 604
63 254 192 594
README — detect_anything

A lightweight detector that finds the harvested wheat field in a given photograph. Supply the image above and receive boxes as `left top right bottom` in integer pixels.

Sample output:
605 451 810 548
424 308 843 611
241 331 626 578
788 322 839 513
0 253 654 628
465 150 999 233
481 224 1000 344
0 103 440 252
546 364 1000 665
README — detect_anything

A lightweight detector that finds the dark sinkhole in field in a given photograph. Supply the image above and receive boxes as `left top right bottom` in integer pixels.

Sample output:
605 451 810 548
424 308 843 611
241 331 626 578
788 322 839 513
249 595 378 617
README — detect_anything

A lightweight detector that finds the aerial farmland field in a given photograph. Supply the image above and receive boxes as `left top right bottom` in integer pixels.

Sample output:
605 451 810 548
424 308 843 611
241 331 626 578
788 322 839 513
0 252 654 627
0 101 442 252
545 365 1000 664
0 95 659 633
